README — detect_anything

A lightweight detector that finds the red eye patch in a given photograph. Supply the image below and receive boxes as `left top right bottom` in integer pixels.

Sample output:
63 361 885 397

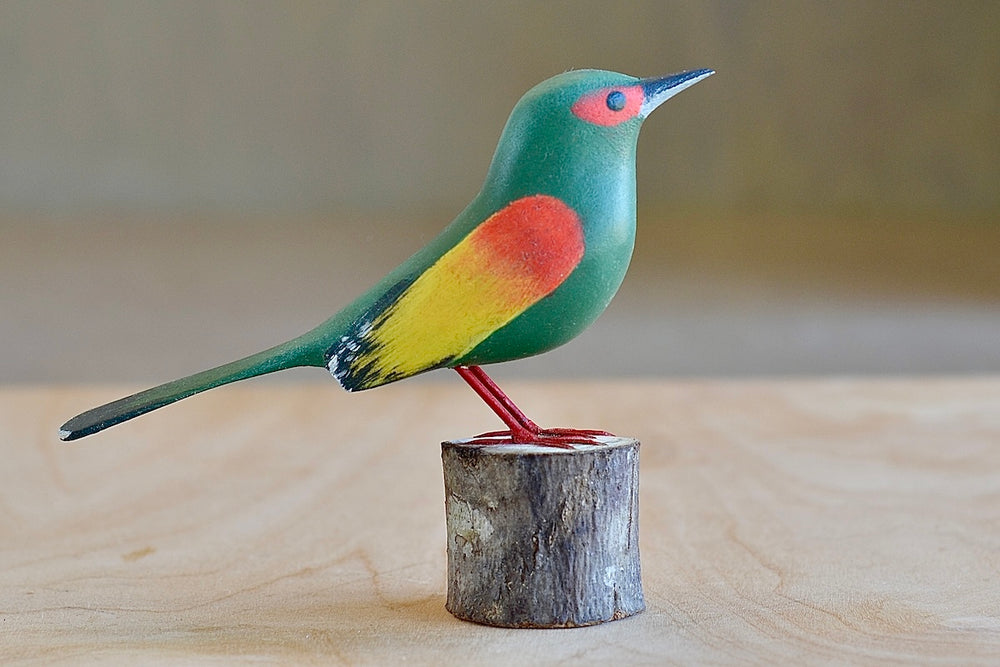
570 85 644 126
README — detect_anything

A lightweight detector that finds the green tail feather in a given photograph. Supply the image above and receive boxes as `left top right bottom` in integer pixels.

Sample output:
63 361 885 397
59 335 325 441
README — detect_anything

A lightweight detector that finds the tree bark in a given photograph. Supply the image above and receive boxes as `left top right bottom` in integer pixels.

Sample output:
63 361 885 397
442 437 643 628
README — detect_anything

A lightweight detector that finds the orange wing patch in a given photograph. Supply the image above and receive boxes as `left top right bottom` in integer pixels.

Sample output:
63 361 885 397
329 195 584 390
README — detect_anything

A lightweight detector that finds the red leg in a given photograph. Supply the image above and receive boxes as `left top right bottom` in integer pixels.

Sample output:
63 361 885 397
454 365 613 448
454 366 538 443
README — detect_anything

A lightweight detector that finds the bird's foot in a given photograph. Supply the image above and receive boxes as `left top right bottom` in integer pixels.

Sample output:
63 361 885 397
464 427 614 449
454 366 613 449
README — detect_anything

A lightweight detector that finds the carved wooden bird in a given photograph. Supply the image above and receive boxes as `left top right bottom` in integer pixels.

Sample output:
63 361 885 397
60 68 714 446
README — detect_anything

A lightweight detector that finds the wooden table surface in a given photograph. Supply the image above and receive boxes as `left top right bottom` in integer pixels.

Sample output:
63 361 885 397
3 379 999 664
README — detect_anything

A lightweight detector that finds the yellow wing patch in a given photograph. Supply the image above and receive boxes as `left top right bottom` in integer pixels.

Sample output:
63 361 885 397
329 195 584 390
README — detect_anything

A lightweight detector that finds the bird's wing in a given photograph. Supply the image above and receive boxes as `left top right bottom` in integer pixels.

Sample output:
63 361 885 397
328 195 584 390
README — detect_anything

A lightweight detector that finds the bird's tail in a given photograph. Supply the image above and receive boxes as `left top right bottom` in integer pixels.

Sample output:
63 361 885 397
59 334 325 441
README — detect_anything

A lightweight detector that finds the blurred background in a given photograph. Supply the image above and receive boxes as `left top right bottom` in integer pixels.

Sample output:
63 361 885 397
2 1 998 384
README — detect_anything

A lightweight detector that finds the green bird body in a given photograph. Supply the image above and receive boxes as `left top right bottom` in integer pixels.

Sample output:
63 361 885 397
60 68 713 443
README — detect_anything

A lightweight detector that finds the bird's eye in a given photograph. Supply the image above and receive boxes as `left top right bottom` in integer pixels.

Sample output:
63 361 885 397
606 91 626 111
572 85 643 126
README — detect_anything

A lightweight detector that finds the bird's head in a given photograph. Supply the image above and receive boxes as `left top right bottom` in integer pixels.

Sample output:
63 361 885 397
565 68 715 129
481 68 714 201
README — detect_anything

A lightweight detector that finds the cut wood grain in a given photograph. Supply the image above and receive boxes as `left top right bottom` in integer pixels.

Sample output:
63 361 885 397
1 379 999 664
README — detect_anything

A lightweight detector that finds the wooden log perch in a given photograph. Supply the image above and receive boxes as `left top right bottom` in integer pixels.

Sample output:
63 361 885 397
441 437 643 628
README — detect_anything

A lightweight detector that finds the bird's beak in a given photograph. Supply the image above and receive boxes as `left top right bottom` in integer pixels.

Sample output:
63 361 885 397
639 68 714 118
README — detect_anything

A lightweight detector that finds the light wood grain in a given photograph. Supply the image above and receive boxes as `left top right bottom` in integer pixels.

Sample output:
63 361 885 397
2 379 999 664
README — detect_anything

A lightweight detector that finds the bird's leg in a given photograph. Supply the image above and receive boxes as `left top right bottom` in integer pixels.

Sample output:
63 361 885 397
454 365 543 444
454 365 613 448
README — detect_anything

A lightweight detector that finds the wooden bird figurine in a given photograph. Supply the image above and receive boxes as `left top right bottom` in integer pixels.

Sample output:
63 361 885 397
60 68 714 446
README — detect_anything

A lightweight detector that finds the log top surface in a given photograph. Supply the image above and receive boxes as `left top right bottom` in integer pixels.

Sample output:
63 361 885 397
2 378 999 664
444 435 637 455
